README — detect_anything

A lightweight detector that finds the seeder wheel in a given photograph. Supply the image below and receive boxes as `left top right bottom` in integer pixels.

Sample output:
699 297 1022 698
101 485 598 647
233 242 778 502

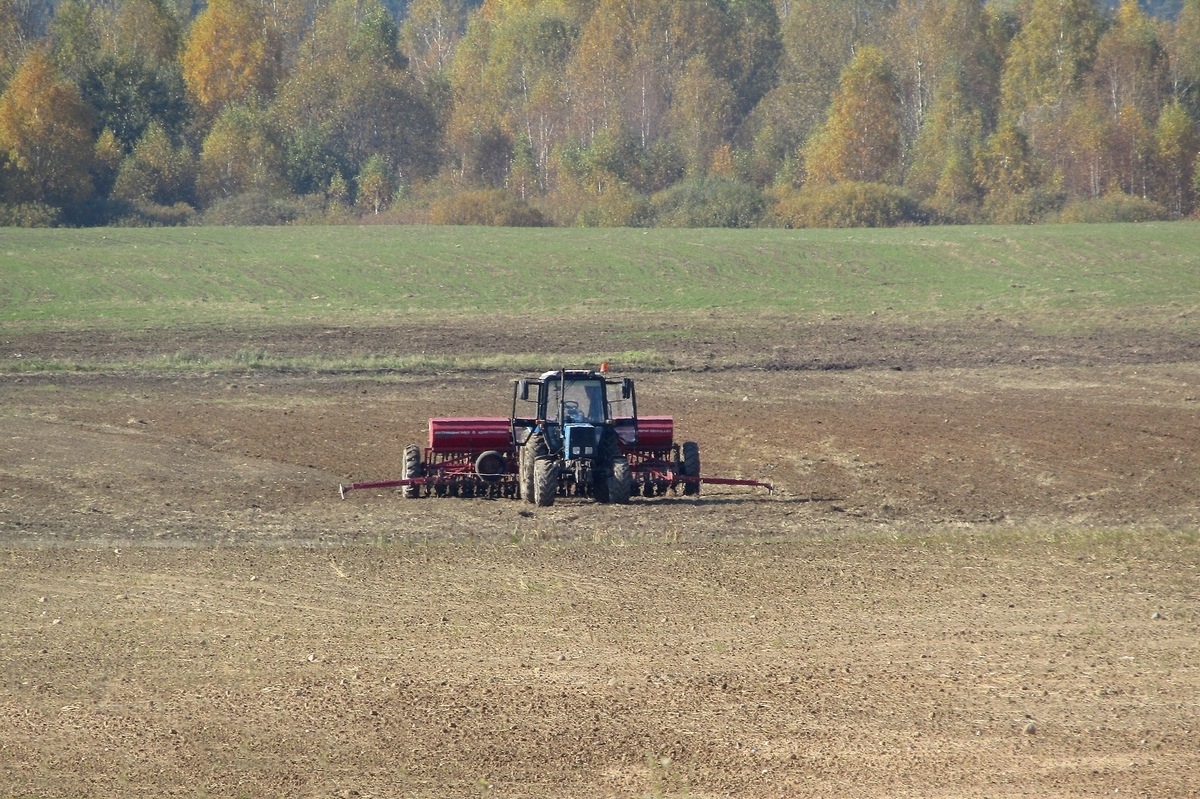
681 441 701 496
402 445 424 499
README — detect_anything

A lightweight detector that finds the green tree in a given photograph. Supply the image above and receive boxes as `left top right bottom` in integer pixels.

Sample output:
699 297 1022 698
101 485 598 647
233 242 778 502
354 153 393 214
1109 102 1153 198
109 0 182 67
803 46 903 185
112 120 196 206
447 0 582 190
1000 0 1101 119
92 127 123 197
718 0 782 118
774 0 890 143
82 55 189 149
0 48 94 210
273 0 439 188
883 0 1002 141
669 56 736 176
47 0 98 82
975 116 1035 203
907 74 984 219
196 102 285 202
1154 100 1197 214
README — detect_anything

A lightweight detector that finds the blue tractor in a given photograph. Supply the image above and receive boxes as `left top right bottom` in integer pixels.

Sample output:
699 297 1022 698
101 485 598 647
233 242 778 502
512 368 636 507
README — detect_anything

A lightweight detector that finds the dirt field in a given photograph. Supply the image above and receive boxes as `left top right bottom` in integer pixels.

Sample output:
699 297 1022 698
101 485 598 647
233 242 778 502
3 318 1200 798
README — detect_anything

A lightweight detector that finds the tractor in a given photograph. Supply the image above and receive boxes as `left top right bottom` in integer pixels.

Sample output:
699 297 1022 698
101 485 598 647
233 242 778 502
338 367 770 503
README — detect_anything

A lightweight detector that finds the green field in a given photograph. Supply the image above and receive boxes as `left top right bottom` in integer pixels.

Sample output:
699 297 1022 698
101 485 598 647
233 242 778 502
3 222 1199 331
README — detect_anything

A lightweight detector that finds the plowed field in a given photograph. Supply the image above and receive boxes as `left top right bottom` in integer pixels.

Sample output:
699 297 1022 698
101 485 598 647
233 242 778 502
3 319 1199 797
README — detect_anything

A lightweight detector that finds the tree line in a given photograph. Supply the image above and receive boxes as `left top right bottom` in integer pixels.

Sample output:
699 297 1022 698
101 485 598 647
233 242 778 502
1 0 1199 227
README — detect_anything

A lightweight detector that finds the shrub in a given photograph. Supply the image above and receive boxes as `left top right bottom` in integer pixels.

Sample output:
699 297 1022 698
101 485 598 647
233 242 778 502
200 192 307 226
770 181 928 228
1057 192 1172 223
111 201 197 227
652 177 765 228
428 189 546 226
0 202 62 227
576 183 655 227
983 187 1066 224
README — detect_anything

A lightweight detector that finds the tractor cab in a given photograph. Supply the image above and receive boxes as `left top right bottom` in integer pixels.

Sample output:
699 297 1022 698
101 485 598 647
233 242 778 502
511 369 637 504
512 369 636 455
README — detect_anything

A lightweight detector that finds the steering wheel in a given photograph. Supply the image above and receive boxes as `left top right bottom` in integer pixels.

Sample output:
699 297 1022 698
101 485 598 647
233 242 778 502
563 400 583 422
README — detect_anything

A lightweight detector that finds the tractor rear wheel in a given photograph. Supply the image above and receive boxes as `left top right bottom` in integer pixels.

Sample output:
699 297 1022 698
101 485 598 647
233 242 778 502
681 441 701 496
402 444 424 499
607 456 631 504
533 459 558 507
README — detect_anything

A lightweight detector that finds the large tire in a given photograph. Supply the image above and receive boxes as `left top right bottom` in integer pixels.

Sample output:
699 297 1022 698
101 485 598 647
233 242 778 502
402 444 424 499
593 427 621 503
520 432 547 503
533 459 558 507
607 456 631 504
681 441 701 496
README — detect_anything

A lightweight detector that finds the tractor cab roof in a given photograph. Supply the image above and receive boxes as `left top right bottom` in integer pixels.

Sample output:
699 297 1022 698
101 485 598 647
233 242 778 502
537 369 604 382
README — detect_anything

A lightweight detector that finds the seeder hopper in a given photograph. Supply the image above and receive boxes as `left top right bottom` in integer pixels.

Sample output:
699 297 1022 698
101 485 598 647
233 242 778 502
339 367 772 506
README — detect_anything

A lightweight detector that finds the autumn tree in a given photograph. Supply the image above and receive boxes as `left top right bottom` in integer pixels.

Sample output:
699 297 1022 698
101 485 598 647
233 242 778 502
568 0 727 149
975 116 1035 209
668 56 736 176
1000 0 1101 119
803 46 903 185
196 102 285 202
273 0 439 190
181 0 281 119
112 120 196 206
401 0 469 82
0 48 94 210
1091 0 1166 120
1167 0 1200 115
2 0 41 89
907 73 984 219
1153 99 1198 214
446 0 585 190
355 153 393 213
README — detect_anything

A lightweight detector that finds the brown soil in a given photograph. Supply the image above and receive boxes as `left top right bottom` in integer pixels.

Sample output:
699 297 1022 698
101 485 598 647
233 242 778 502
2 319 1199 798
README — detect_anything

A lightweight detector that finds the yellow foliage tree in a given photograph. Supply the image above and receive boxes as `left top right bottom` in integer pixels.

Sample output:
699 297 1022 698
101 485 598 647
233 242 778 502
0 48 94 208
181 0 280 118
803 46 902 185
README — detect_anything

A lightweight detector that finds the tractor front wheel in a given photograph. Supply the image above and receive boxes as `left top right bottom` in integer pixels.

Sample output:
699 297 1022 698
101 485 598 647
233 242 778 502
402 444 424 499
681 441 701 496
594 428 621 503
607 456 631 504
533 459 558 507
